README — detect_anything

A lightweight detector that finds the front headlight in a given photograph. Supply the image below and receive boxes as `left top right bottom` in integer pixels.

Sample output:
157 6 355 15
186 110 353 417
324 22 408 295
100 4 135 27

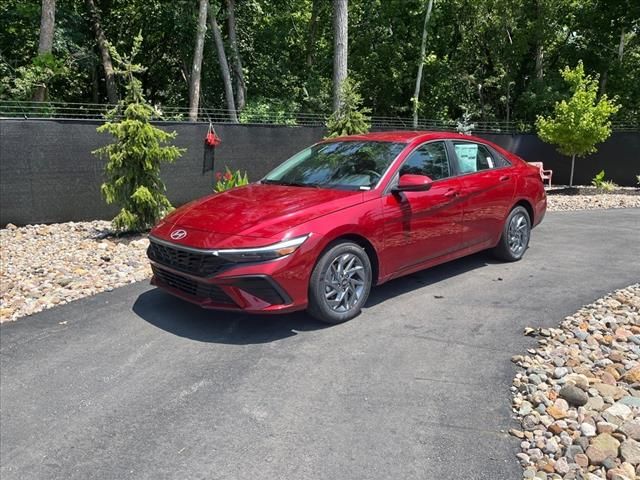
214 235 311 263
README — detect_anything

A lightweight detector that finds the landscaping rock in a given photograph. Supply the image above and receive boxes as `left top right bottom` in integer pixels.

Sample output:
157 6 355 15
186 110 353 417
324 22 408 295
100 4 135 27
559 384 589 406
0 221 151 322
620 439 640 465
511 285 640 479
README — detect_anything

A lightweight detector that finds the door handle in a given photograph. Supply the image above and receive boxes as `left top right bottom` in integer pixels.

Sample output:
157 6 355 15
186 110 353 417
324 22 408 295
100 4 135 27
499 175 511 182
444 190 459 198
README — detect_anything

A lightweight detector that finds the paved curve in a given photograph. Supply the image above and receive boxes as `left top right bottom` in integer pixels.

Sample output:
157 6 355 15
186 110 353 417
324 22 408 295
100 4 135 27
1 209 639 480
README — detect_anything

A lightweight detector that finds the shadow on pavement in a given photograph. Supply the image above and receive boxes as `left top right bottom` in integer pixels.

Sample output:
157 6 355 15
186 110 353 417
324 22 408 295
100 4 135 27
133 251 497 344
366 250 499 307
132 289 328 344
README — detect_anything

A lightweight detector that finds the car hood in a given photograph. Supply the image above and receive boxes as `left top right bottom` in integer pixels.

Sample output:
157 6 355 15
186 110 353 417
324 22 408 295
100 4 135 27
164 183 364 238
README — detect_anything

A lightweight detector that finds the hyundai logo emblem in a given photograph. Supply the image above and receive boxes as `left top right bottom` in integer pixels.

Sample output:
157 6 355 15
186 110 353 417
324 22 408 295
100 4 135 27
170 229 187 240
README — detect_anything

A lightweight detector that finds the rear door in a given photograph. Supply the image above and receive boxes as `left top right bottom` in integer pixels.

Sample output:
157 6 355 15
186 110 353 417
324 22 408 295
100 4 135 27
382 141 464 275
450 141 516 247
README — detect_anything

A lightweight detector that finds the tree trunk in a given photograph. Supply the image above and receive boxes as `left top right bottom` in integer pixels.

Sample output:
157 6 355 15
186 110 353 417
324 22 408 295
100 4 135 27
226 0 246 111
618 27 625 63
189 0 208 122
85 0 118 104
32 0 56 101
569 154 576 187
306 0 321 67
332 0 348 112
208 2 238 123
412 0 434 129
535 44 544 80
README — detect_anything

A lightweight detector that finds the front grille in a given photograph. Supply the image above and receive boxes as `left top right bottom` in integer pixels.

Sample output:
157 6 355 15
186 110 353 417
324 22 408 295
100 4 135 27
147 240 231 277
152 265 235 305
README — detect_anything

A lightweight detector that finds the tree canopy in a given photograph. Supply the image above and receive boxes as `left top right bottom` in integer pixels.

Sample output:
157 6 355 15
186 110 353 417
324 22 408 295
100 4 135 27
1 0 639 128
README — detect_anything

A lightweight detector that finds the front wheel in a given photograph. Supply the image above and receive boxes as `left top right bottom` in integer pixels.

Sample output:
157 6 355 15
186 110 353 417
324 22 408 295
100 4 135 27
307 242 372 324
492 206 531 262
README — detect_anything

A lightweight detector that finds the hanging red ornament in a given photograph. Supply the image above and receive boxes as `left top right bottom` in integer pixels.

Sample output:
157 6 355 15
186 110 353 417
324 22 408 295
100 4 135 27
205 127 221 147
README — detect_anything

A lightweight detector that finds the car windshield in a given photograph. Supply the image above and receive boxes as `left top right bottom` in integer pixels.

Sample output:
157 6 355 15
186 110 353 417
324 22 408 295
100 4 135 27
262 141 405 190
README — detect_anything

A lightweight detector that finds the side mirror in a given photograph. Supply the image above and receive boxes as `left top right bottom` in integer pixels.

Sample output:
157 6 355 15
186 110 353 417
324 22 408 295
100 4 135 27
392 174 433 193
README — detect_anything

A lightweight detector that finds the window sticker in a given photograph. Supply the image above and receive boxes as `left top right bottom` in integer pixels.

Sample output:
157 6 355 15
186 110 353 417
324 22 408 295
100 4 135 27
455 144 478 173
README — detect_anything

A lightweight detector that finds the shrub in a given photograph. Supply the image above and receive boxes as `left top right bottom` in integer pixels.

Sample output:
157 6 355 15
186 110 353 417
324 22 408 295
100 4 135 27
214 167 249 192
599 180 618 193
93 35 184 233
591 170 606 189
325 78 371 138
591 170 618 192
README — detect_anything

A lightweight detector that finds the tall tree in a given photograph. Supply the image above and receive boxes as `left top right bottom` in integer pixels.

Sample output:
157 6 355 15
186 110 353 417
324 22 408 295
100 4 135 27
208 1 238 122
412 0 434 128
32 0 56 101
306 0 322 67
225 0 246 111
332 0 348 112
85 0 118 104
189 0 208 121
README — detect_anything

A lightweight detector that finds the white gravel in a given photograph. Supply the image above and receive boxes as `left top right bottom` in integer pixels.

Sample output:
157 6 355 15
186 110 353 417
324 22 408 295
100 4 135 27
547 194 640 212
0 221 150 322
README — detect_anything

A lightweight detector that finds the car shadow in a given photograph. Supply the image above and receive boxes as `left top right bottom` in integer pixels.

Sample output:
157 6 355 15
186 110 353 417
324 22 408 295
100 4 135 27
133 251 499 345
366 250 500 307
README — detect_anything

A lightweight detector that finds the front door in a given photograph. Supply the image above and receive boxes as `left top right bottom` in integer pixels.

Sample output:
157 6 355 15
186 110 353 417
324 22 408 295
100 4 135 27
382 141 464 275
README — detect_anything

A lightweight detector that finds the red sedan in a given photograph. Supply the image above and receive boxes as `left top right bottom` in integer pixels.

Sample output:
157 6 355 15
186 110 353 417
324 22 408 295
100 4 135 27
148 131 546 323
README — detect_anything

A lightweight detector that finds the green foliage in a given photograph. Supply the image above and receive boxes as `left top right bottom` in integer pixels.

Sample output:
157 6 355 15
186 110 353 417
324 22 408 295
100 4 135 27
1 0 639 129
536 61 620 185
536 62 620 158
214 167 250 192
325 78 371 138
239 98 298 125
3 53 67 100
591 170 606 189
598 180 618 193
591 170 618 192
93 35 184 233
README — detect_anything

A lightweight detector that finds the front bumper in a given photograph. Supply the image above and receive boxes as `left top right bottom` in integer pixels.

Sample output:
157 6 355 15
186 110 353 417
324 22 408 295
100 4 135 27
147 236 315 314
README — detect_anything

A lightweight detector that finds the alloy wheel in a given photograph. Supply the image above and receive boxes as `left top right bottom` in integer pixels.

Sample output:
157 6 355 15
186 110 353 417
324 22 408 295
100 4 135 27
508 212 529 257
323 253 367 313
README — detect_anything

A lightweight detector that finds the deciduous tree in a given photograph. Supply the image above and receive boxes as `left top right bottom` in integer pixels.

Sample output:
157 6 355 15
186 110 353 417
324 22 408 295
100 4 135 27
536 61 619 186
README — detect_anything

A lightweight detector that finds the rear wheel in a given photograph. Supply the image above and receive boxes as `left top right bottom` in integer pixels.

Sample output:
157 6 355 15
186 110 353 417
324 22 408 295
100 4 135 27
307 242 372 324
492 206 531 262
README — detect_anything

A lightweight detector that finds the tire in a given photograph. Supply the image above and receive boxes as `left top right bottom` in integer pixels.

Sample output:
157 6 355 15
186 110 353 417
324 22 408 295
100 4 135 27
492 206 531 262
307 241 373 324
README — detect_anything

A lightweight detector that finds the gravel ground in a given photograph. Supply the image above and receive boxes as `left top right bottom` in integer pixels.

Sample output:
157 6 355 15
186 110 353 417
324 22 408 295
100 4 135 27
547 194 640 212
510 284 640 479
0 221 150 322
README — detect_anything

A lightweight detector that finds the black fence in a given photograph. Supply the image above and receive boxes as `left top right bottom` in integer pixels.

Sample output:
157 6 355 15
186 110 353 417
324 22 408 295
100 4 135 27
1 119 638 226
0 119 324 225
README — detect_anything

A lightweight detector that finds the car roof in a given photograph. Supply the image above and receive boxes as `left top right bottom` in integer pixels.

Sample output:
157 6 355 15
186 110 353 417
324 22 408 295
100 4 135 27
322 130 489 144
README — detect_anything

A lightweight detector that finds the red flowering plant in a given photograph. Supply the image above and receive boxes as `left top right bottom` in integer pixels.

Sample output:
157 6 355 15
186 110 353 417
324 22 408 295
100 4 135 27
214 167 249 192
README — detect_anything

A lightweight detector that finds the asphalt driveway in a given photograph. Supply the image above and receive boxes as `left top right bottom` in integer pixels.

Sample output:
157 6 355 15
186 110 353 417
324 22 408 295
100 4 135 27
1 208 639 480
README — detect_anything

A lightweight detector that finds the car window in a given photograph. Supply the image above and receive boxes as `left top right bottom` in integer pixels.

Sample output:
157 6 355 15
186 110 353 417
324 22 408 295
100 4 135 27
453 142 496 174
399 142 450 180
263 141 405 190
